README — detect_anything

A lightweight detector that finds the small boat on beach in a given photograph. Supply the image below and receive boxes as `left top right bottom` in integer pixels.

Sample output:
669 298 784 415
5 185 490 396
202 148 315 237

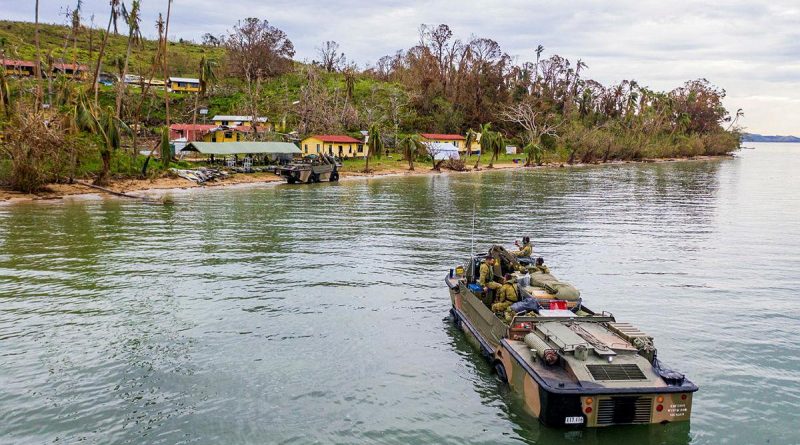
446 246 698 427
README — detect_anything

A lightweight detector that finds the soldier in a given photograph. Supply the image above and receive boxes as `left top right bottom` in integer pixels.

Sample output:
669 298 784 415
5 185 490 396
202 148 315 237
530 257 550 274
478 255 502 294
492 274 519 313
513 236 533 257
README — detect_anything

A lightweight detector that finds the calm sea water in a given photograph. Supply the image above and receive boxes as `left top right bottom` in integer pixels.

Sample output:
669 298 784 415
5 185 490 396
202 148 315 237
1 143 799 445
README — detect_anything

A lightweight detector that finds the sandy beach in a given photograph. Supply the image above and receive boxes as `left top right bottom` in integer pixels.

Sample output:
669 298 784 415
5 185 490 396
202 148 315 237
0 156 731 205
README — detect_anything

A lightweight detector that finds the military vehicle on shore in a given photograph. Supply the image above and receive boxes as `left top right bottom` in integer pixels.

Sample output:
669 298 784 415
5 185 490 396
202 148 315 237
446 246 697 427
275 154 340 184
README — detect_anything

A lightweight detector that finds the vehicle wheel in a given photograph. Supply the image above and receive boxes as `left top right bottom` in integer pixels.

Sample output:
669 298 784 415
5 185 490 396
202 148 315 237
494 361 508 383
330 171 339 182
309 173 319 183
287 177 296 184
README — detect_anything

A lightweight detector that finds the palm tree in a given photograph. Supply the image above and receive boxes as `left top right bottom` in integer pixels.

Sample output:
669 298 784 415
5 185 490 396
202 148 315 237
487 131 504 168
192 53 217 126
34 0 42 108
162 0 173 128
464 128 478 160
474 122 492 169
365 123 383 172
115 0 141 119
92 0 121 106
397 135 424 171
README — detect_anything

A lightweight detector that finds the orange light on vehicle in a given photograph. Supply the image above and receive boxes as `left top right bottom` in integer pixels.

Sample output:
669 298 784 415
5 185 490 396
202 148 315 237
681 394 687 400
585 406 593 414
656 396 664 403
585 397 593 405
656 405 664 412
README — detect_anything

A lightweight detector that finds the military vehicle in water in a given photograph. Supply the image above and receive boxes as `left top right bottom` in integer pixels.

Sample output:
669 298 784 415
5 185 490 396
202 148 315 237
275 154 340 184
446 246 697 427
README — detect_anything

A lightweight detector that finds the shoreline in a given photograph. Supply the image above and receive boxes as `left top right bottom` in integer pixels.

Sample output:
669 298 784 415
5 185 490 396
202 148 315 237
0 155 733 205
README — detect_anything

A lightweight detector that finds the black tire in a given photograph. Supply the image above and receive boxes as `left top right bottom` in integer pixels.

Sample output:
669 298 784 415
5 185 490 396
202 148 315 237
494 361 508 383
309 173 319 183
330 171 339 182
287 176 296 184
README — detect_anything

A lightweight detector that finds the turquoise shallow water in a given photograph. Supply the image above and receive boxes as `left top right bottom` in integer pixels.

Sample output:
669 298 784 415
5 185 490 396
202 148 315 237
1 143 799 444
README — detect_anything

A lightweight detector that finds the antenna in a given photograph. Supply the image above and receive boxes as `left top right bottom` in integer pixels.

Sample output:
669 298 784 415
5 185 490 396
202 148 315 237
471 204 476 257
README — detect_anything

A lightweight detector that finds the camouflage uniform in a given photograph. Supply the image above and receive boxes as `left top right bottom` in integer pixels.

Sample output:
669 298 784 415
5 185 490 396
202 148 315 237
492 281 519 313
530 264 551 274
513 242 532 257
478 262 502 291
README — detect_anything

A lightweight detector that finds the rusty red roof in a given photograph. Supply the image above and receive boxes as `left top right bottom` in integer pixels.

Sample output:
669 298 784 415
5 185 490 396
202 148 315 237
2 59 36 68
420 133 465 140
310 134 362 143
170 124 216 131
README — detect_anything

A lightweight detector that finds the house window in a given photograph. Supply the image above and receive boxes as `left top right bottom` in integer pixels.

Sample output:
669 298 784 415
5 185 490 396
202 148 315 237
316 144 320 151
304 144 308 151
357 144 363 153
348 145 352 154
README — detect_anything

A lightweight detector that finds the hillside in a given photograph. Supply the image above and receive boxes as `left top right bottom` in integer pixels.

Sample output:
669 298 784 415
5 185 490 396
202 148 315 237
742 133 800 143
0 20 224 77
1 19 742 193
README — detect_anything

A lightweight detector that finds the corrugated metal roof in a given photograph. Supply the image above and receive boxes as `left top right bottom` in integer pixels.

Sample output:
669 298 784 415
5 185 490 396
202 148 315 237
420 133 465 140
181 142 301 155
211 115 269 122
168 77 200 83
2 59 36 68
308 134 362 143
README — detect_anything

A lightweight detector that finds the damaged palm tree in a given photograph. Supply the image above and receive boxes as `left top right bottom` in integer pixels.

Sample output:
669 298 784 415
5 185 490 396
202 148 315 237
365 123 383 173
397 135 424 171
192 53 217 127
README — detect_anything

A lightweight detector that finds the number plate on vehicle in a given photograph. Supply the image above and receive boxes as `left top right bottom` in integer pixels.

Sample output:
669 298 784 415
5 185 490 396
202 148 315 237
564 416 583 425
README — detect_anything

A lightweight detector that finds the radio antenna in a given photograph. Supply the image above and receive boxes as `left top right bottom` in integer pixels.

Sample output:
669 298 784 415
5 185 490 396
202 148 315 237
471 204 476 257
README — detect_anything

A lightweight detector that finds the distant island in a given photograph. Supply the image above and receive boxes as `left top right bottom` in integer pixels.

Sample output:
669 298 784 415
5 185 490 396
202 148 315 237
742 133 800 143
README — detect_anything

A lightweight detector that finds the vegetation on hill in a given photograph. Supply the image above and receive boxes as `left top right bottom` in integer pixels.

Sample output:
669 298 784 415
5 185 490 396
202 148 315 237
0 4 741 193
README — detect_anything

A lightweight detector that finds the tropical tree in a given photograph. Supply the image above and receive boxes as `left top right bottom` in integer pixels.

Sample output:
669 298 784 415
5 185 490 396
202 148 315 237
115 0 141 118
160 126 171 169
397 135 424 171
192 53 217 126
365 123 383 172
162 0 173 127
474 123 492 169
92 0 121 106
487 130 504 168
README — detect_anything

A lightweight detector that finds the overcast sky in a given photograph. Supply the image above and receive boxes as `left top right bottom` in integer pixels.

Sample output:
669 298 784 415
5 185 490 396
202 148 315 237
4 0 799 134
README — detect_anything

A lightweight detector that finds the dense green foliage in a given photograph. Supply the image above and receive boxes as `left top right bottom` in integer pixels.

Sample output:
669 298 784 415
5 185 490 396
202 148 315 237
0 16 740 192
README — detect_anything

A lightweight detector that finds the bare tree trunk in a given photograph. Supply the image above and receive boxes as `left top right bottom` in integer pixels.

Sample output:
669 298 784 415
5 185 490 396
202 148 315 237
116 35 134 119
92 6 115 107
163 0 172 131
34 0 42 109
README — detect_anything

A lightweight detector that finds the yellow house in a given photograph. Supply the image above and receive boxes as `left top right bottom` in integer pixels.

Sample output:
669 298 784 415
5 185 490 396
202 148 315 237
301 135 366 158
202 126 249 143
168 77 200 93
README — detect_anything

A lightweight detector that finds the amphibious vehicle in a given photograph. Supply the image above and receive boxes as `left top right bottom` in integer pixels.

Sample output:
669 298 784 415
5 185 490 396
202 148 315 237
446 247 697 427
275 154 340 184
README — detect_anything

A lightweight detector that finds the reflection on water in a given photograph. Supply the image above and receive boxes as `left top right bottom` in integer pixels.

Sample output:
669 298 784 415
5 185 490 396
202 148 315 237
1 144 799 444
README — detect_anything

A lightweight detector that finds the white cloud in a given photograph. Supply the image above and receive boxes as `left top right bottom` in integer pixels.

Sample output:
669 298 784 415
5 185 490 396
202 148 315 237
3 0 799 134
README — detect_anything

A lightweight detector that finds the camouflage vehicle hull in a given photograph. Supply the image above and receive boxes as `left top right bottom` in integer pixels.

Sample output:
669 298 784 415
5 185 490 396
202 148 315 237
445 262 698 428
275 157 340 184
